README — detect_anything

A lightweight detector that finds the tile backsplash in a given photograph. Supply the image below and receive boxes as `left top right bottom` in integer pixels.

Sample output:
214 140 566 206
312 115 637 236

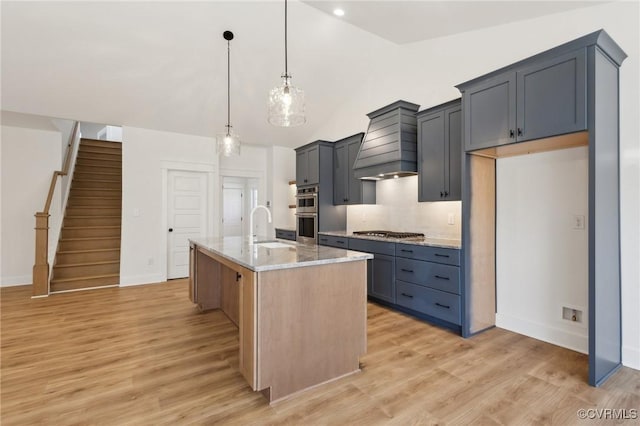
346 176 461 240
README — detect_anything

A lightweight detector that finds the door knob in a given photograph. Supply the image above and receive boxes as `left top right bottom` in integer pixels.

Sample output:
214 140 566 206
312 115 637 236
168 228 173 232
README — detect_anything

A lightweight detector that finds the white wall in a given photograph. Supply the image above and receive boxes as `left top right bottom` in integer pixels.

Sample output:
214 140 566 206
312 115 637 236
496 147 589 353
268 146 296 231
347 176 461 240
1 125 63 286
120 126 218 286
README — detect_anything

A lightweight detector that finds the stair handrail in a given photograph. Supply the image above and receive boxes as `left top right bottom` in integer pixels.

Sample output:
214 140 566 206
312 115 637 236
33 121 80 297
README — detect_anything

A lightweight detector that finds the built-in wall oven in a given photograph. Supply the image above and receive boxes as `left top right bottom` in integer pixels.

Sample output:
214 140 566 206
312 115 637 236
296 186 317 213
296 186 318 244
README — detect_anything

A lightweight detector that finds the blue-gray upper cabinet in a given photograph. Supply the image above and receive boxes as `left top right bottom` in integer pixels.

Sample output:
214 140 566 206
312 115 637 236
333 133 376 205
295 144 320 186
417 99 462 202
461 48 586 151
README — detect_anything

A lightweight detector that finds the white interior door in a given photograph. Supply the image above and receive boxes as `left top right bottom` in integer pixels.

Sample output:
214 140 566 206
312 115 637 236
167 170 207 279
222 183 244 237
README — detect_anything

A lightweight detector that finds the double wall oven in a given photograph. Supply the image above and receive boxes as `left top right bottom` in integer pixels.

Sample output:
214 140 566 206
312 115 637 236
296 186 318 244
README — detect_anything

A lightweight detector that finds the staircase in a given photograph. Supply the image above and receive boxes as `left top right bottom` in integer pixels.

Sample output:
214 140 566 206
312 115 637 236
51 139 122 292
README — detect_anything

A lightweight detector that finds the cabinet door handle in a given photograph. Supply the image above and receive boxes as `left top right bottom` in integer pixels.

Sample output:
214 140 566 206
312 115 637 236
435 302 450 309
434 275 450 281
517 128 523 136
444 191 449 197
236 272 242 282
401 293 414 299
440 191 444 197
509 129 515 138
434 253 449 258
401 268 414 273
400 249 413 253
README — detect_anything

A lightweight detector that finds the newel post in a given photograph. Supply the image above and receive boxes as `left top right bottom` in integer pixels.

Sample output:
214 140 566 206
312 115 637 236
32 212 50 297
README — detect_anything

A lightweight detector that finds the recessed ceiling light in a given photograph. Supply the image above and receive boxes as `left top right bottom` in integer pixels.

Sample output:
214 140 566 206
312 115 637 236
333 8 345 17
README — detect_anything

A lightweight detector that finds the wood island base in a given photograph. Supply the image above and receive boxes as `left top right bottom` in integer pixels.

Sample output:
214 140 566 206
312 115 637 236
189 244 367 403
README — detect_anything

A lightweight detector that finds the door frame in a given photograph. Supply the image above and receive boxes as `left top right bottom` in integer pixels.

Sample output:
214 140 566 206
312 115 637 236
161 161 217 282
221 178 245 237
219 167 266 238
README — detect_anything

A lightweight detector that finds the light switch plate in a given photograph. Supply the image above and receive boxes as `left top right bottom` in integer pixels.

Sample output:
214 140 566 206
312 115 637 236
448 213 455 225
573 214 585 229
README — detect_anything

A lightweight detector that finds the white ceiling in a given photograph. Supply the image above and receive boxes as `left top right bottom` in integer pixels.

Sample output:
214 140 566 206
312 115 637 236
303 1 604 45
1 1 602 148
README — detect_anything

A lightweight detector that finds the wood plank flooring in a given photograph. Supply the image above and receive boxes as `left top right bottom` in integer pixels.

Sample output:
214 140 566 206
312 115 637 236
1 280 638 425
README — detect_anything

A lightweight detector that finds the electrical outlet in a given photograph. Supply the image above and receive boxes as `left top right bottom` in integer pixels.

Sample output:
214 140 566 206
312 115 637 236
562 306 583 323
447 213 455 225
573 214 585 230
147 257 154 266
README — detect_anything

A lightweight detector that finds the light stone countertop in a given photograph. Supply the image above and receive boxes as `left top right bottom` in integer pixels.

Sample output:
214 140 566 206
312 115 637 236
190 236 373 272
318 231 462 250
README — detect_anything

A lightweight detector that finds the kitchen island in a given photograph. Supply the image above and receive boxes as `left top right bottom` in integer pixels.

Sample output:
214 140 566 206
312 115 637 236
189 236 372 403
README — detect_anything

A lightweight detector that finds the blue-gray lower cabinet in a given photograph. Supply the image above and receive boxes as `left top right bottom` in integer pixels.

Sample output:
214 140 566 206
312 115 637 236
346 237 463 332
275 228 296 241
348 238 396 304
371 254 395 303
318 234 349 248
396 281 462 325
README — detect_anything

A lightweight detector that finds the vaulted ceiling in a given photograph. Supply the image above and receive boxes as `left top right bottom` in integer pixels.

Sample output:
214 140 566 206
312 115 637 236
1 1 599 148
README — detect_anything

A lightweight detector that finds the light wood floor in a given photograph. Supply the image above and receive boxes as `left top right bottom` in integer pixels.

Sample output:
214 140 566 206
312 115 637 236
1 280 638 425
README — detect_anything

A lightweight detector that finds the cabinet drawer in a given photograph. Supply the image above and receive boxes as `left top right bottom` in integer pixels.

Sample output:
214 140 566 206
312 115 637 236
395 258 461 294
275 229 296 241
395 243 460 266
396 281 461 325
318 234 349 248
348 238 395 256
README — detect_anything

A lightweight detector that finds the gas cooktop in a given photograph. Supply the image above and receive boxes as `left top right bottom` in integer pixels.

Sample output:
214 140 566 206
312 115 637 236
352 230 425 239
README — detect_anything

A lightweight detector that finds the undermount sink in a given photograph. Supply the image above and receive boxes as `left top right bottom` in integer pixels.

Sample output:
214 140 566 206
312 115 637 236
254 242 292 249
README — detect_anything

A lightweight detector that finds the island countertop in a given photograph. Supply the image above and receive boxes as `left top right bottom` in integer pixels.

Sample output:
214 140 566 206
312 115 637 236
190 236 373 272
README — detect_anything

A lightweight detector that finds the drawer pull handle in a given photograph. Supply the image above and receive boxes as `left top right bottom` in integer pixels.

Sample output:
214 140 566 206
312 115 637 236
400 293 414 299
401 268 414 273
400 249 413 253
320 238 328 242
434 275 450 280
337 241 345 244
435 302 450 309
434 254 450 258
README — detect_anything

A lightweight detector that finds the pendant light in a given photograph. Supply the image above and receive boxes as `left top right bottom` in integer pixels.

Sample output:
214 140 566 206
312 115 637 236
268 0 306 127
217 30 241 156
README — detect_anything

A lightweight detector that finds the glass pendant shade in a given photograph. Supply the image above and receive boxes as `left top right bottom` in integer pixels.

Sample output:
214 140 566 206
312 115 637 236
268 75 306 127
217 126 241 157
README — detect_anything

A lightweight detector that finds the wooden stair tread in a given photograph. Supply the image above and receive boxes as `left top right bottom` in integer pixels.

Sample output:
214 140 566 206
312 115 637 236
51 273 119 283
54 260 119 268
65 215 121 218
69 196 121 199
58 248 120 254
60 236 120 241
62 225 121 230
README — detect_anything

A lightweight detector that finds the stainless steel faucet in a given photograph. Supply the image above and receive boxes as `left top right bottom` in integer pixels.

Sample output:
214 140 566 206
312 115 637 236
249 205 272 245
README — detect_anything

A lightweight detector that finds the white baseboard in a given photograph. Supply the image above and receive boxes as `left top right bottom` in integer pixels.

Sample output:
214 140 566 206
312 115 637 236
496 312 588 354
1 275 31 287
119 273 165 287
622 345 640 371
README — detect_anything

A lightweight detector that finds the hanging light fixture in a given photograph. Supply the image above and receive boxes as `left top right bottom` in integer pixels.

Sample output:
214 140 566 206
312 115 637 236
217 30 241 156
268 0 306 127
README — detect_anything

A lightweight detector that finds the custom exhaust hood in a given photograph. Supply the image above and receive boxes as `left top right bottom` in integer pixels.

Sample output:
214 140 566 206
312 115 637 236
352 100 420 180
